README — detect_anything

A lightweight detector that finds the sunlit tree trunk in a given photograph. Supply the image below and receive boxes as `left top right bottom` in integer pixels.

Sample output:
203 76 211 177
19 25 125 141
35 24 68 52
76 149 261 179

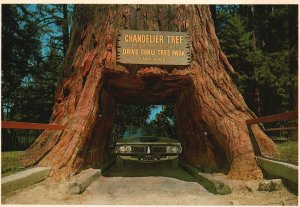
22 5 277 180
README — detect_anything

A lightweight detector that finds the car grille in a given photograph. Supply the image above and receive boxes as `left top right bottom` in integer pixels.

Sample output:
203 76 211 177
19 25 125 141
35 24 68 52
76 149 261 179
131 146 146 153
128 145 167 154
151 146 166 154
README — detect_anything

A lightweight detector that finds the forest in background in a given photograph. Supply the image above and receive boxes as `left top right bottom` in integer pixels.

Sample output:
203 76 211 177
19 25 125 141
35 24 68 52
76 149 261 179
1 4 298 138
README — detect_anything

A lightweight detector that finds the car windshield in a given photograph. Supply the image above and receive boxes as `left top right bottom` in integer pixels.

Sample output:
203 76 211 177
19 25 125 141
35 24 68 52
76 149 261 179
122 127 167 138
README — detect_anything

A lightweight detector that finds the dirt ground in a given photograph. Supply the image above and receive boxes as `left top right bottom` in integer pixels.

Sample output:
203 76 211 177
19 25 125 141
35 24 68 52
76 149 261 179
1 162 298 205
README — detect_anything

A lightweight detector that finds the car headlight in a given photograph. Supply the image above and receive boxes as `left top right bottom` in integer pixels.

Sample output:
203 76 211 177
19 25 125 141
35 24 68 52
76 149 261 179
166 145 181 154
117 145 132 153
125 146 132 152
119 146 126 152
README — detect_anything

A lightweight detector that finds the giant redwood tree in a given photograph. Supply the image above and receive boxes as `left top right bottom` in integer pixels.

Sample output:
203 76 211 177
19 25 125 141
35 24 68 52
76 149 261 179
22 5 277 180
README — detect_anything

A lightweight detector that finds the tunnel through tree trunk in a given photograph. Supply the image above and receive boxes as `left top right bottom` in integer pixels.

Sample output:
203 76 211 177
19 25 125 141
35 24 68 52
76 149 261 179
22 5 277 180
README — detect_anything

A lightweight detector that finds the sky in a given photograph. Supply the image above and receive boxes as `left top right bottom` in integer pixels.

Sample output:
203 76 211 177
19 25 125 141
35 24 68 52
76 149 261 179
27 4 74 57
147 105 163 123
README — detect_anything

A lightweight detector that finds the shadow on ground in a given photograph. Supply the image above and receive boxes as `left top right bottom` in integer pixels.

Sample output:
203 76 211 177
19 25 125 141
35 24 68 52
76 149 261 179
103 161 198 183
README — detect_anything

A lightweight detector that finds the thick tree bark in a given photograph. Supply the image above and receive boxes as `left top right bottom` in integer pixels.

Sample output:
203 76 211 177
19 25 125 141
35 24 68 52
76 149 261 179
22 5 277 180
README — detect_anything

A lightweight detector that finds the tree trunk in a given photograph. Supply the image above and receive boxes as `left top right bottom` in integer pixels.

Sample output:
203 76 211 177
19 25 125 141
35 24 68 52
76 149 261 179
62 4 69 56
22 5 277 180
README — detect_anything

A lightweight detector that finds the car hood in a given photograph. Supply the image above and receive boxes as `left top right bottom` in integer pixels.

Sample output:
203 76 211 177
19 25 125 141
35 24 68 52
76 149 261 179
116 136 180 145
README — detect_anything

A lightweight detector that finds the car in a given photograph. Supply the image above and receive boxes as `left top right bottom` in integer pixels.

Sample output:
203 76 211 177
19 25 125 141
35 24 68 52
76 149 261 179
115 127 182 167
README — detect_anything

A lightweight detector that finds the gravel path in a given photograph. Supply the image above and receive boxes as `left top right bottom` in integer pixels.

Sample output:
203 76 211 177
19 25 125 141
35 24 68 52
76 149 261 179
2 162 298 205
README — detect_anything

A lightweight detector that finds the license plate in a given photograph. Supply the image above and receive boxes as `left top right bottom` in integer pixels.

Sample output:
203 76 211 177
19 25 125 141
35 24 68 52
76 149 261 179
144 156 154 160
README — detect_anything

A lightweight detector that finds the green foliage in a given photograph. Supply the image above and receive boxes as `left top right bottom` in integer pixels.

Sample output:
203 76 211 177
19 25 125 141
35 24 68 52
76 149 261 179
216 5 297 115
113 105 151 139
34 4 73 56
16 48 63 122
112 104 177 141
218 12 250 62
147 105 177 139
217 11 251 95
2 5 43 121
1 4 73 123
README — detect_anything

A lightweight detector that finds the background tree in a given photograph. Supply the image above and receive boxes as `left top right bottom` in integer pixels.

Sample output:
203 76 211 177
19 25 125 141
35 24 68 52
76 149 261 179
1 4 73 123
1 4 74 151
216 5 298 115
112 105 151 140
2 5 43 121
148 105 176 139
34 4 72 57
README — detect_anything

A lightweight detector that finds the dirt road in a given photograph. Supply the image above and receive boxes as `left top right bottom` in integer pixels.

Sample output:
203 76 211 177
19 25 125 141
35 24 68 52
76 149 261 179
2 162 298 205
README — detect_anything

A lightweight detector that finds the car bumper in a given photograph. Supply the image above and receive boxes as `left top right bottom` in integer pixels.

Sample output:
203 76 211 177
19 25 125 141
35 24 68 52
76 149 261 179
118 155 178 162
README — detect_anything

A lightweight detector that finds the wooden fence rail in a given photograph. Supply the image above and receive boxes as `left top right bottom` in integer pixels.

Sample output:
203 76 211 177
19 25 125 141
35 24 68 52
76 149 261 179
246 111 298 125
246 111 298 161
1 121 66 130
263 126 297 132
